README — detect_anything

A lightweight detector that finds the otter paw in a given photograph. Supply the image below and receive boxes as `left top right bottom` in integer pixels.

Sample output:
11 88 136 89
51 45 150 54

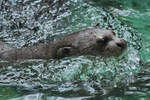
57 47 72 58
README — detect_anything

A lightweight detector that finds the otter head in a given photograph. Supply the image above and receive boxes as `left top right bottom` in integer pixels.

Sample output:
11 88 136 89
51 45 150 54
56 29 127 59
95 30 127 57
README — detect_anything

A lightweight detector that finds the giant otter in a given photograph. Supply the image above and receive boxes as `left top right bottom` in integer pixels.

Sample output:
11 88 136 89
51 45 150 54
0 28 127 61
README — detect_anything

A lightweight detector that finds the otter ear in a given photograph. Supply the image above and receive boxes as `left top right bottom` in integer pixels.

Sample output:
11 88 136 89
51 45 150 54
57 47 72 58
95 23 100 28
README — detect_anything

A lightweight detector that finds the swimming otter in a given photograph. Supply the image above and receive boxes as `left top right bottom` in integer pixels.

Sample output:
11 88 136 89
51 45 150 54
0 28 127 61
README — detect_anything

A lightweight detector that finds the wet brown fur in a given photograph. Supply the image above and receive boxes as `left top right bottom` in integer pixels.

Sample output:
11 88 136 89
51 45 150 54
0 28 127 61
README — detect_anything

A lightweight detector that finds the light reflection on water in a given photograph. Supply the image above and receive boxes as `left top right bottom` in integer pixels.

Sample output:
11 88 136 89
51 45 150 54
0 0 146 100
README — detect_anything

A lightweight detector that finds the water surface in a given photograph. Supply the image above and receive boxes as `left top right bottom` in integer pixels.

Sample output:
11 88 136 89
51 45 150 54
0 0 149 100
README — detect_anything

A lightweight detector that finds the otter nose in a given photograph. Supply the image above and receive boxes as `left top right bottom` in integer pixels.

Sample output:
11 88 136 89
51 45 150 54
116 42 122 48
116 39 126 48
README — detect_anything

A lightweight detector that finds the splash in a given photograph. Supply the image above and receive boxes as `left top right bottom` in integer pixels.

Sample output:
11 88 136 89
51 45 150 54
0 0 141 98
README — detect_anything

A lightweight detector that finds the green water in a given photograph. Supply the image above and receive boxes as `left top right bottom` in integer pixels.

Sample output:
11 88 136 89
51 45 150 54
113 0 150 62
0 0 149 100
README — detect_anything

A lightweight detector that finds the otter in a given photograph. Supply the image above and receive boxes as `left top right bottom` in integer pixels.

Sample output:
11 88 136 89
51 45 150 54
0 28 127 61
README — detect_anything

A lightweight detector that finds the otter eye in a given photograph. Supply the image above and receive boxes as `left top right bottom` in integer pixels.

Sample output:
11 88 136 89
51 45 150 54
96 37 108 44
103 37 109 43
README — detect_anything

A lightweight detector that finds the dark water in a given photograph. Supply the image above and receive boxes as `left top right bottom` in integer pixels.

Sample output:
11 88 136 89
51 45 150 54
0 0 149 100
